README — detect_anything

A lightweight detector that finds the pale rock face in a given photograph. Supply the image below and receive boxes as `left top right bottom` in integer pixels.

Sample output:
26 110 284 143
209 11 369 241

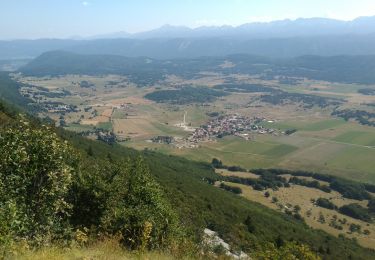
203 228 250 259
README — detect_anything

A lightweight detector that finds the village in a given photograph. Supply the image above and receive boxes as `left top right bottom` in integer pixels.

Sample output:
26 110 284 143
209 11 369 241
152 114 286 149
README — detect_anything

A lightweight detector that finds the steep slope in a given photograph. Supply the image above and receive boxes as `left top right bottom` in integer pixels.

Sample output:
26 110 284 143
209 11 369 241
0 72 33 109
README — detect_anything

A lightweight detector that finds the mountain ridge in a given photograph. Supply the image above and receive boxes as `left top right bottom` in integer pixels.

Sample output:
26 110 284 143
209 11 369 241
2 16 375 62
2 33 375 60
91 16 375 39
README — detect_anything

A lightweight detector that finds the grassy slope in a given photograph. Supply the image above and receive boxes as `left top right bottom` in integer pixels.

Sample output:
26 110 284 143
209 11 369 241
17 239 176 260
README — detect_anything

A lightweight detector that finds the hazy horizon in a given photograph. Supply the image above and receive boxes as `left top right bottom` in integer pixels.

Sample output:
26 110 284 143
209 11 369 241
1 0 375 40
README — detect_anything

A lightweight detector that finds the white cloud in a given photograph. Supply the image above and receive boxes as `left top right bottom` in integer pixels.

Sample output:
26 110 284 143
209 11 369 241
82 1 90 7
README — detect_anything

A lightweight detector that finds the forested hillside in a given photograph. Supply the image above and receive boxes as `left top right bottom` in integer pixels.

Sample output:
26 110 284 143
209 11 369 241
20 51 375 84
0 72 32 109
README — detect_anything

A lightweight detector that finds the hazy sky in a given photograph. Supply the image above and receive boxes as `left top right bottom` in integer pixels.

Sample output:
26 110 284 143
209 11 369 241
1 0 375 39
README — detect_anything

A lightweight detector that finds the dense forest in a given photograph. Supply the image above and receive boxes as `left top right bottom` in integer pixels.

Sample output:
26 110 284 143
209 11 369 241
358 88 375 95
144 86 228 104
258 91 343 109
332 109 375 127
213 84 278 93
0 72 33 110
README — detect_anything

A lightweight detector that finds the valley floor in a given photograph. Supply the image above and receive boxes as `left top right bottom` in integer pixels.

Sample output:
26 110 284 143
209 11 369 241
16 74 375 184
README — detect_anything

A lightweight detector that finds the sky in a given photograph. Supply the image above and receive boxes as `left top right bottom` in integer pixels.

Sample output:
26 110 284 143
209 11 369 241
1 0 375 39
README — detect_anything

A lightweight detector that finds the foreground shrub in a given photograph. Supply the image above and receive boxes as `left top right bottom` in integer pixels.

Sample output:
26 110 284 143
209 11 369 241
72 157 180 250
0 120 77 251
254 241 321 260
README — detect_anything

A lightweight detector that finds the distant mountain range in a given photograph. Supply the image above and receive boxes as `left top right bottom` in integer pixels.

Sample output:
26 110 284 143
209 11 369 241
1 16 375 60
93 16 375 39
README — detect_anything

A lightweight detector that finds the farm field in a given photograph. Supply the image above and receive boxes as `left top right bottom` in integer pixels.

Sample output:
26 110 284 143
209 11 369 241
128 121 375 183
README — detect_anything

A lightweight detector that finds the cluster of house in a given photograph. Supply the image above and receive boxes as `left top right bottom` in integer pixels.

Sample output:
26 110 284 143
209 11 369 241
97 131 116 145
79 128 116 145
20 86 79 113
150 135 199 149
43 103 79 113
188 114 281 143
151 136 174 144
151 114 283 149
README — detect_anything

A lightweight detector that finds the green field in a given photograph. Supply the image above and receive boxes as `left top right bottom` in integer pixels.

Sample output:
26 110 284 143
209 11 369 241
302 119 346 131
97 121 113 131
261 118 346 131
65 123 95 132
334 131 375 146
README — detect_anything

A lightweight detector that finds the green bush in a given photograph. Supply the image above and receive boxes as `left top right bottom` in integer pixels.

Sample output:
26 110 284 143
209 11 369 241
316 198 337 210
0 120 77 247
339 204 371 222
0 119 181 252
254 241 321 260
219 182 242 194
368 199 375 214
72 157 180 250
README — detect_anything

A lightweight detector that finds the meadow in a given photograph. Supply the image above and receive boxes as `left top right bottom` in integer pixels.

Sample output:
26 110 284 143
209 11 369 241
220 181 375 249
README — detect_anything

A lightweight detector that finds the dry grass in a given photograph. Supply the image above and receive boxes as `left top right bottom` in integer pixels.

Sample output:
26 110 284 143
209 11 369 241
14 239 177 260
101 108 113 118
223 182 375 249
